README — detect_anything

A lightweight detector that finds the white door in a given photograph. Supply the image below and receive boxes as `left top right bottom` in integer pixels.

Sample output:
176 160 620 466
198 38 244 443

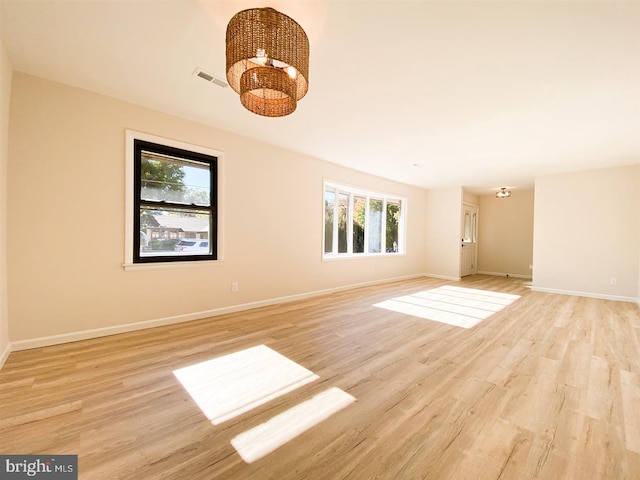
461 203 478 277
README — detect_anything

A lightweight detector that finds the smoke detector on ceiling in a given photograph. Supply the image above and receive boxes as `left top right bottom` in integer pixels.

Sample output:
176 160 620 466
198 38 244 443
193 68 228 88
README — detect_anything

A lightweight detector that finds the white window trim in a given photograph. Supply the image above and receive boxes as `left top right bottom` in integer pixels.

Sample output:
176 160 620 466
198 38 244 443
322 179 407 260
123 130 225 271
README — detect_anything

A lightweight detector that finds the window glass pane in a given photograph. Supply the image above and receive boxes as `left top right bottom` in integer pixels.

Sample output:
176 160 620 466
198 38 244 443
472 213 477 242
141 151 211 206
140 206 211 257
463 212 471 242
324 189 335 254
338 193 349 253
386 199 401 252
368 198 383 253
352 195 366 253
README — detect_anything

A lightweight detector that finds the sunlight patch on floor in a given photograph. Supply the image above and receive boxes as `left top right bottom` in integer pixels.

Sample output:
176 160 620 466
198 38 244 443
373 285 520 329
231 387 356 463
173 344 319 425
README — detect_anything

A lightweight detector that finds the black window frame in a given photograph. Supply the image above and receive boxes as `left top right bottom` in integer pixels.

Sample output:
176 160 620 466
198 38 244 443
133 139 218 263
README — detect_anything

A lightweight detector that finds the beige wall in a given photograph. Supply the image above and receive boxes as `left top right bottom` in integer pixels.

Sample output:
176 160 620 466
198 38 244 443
533 165 640 300
477 189 534 278
7 73 427 344
424 186 462 279
5 74 639 350
0 23 11 364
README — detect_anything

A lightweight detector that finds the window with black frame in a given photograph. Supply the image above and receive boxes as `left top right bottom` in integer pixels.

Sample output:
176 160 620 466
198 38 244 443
133 139 217 263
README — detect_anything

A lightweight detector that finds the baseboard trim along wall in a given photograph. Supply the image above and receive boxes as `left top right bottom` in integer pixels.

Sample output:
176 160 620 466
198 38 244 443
10 273 426 352
531 286 637 304
0 343 10 370
476 271 532 280
424 273 461 281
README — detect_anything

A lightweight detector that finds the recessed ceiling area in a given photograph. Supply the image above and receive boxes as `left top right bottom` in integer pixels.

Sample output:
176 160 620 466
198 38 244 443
1 0 638 193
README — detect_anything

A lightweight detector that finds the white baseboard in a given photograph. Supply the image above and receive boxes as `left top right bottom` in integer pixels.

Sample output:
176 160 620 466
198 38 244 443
476 271 532 280
0 341 10 370
424 273 461 281
531 286 637 304
10 273 426 352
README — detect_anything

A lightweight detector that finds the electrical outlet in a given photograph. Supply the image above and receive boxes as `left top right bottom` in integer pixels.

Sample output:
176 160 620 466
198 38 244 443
231 281 239 293
609 277 617 286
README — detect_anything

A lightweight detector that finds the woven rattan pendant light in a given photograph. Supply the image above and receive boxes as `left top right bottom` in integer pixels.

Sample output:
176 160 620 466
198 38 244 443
226 7 309 117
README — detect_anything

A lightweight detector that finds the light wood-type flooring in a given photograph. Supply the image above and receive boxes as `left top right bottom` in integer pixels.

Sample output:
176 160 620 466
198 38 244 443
1 275 640 479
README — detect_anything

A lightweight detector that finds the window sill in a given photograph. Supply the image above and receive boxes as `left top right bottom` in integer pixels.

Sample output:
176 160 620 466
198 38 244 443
123 260 225 271
322 253 405 262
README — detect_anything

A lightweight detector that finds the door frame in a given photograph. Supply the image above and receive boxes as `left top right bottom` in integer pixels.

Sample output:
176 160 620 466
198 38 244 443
460 202 479 277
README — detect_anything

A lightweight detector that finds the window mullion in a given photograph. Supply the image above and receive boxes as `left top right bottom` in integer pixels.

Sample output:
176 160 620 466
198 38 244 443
363 195 370 254
399 199 404 254
381 197 387 254
347 192 354 254
332 187 339 255
138 200 209 211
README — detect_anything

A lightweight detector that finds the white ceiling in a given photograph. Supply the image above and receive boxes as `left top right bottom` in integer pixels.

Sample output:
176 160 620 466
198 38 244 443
2 0 639 194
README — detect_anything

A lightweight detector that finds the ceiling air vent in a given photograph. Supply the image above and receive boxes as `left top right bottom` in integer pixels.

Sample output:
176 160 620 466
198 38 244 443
193 68 228 88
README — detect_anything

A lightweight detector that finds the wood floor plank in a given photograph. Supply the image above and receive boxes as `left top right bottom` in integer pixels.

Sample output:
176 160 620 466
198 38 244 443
0 275 639 479
620 369 640 454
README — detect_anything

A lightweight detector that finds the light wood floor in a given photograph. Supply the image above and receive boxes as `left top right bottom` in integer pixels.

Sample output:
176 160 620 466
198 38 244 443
1 275 640 479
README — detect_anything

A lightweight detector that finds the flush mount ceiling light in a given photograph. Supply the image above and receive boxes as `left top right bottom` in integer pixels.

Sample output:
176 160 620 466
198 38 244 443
226 7 310 117
496 187 512 199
